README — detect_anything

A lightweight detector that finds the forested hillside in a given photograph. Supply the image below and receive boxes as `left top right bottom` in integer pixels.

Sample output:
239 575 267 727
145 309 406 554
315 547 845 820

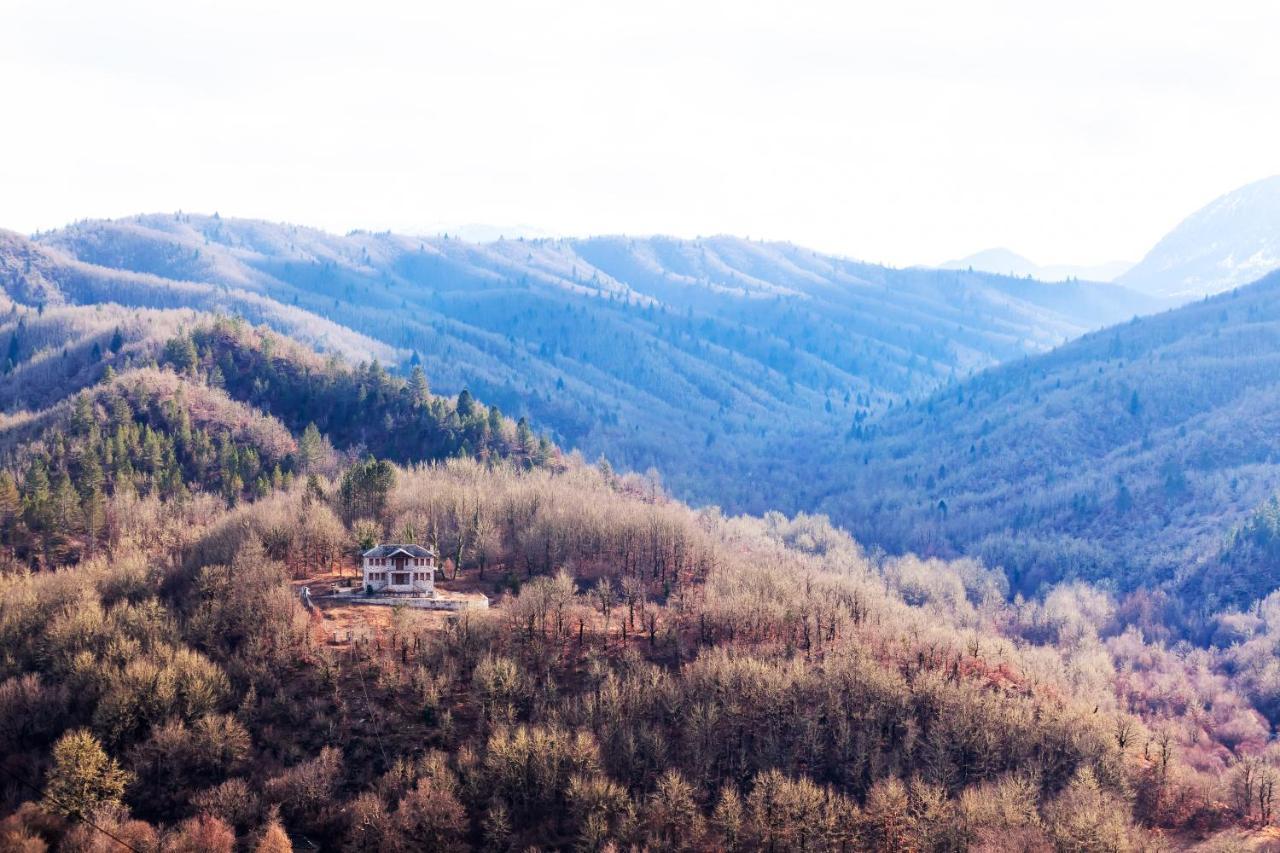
0 305 557 571
31 214 1154 510
811 270 1280 614
6 294 1280 848
0 229 393 367
0 346 1273 848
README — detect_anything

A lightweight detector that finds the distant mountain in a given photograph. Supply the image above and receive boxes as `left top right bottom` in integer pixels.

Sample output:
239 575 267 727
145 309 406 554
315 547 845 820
938 247 1133 283
1118 175 1280 299
419 222 555 242
806 269 1280 612
0 228 393 365
25 213 1157 511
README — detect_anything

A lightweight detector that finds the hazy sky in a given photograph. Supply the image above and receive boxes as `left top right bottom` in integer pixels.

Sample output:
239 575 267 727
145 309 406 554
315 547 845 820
5 0 1279 267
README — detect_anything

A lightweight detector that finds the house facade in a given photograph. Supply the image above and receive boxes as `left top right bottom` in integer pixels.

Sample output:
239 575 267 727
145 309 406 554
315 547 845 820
361 544 437 595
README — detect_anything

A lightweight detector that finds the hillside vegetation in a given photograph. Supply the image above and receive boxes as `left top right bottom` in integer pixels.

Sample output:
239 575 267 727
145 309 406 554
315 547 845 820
0 308 557 572
0 438 1263 851
0 229 393 366
812 270 1280 614
31 214 1154 510
2 308 1280 849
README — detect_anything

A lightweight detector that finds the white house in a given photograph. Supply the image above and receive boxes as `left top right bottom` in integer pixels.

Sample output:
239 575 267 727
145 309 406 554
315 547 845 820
361 544 437 596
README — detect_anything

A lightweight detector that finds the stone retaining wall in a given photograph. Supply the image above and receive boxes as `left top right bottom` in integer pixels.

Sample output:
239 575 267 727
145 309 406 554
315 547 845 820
320 592 489 611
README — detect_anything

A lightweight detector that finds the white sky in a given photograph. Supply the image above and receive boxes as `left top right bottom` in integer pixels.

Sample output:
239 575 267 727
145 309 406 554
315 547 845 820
4 0 1279 267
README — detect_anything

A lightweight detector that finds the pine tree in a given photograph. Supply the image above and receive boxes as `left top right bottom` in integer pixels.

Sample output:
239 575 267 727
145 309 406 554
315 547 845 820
5 332 20 373
0 471 19 548
408 365 430 407
51 472 80 531
164 334 199 374
21 461 52 532
516 417 535 460
456 388 475 418
298 423 326 474
71 393 94 434
81 489 106 557
304 473 326 505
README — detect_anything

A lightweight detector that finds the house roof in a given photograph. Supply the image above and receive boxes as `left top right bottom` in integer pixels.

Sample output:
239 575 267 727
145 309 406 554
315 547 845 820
362 544 435 558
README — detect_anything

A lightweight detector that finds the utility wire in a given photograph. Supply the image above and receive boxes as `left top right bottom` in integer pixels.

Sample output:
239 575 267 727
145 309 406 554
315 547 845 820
0 762 143 853
351 643 392 770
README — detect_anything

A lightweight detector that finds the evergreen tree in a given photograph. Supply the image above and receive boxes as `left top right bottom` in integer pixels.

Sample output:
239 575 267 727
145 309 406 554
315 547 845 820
409 366 430 407
81 489 106 557
297 423 325 474
0 472 19 547
1116 479 1134 514
21 461 51 532
456 388 475 418
71 393 94 433
516 417 535 460
5 331 20 373
164 334 199 374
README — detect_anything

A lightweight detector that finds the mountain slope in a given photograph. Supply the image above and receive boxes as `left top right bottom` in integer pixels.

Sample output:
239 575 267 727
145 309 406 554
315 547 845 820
0 306 558 568
0 304 1262 851
0 229 393 364
32 214 1156 510
809 269 1280 606
1119 175 1280 299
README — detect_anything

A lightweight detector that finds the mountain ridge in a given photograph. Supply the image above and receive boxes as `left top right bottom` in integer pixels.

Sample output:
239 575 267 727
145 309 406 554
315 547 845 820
24 213 1158 510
